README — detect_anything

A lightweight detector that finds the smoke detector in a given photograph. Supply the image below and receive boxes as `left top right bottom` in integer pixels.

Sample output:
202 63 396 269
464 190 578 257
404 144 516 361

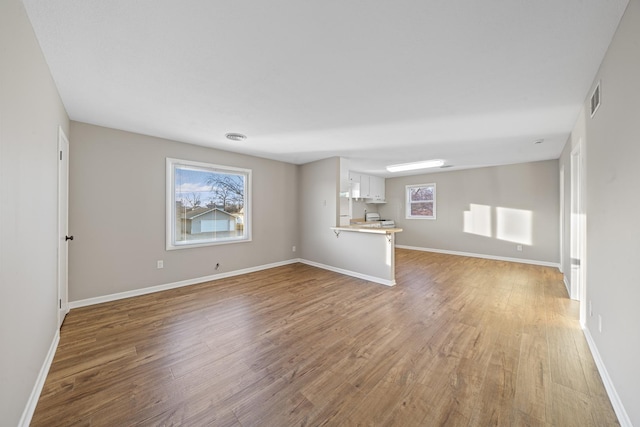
225 133 247 141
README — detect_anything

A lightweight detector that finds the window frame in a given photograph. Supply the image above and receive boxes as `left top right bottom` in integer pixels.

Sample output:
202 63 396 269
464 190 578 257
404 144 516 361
405 183 436 220
166 158 251 250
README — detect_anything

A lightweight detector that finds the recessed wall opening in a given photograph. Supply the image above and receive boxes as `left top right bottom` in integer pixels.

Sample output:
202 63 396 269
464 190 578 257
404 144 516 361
590 81 601 117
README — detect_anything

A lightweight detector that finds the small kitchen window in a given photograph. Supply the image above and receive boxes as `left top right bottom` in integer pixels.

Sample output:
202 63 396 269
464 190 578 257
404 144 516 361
166 158 251 250
406 183 436 219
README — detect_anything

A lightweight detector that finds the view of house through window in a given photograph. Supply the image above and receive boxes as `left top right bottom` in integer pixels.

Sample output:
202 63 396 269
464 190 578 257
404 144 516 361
406 183 436 219
167 158 251 249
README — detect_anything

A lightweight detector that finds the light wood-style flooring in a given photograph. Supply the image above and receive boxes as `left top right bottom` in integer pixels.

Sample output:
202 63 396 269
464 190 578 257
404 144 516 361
32 249 619 426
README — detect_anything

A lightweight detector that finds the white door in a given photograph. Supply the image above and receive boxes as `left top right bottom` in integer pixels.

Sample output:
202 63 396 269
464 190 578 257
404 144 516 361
58 127 70 328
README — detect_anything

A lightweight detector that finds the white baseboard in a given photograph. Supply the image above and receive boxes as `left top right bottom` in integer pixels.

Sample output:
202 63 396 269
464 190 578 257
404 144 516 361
70 259 300 309
563 275 570 295
396 245 561 269
19 330 60 427
583 327 632 427
299 259 395 286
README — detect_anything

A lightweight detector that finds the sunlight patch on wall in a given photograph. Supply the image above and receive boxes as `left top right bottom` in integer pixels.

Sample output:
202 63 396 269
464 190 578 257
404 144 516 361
496 207 532 245
463 204 492 237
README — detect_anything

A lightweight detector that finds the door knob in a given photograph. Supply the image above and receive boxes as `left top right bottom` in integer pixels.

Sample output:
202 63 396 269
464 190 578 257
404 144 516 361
65 235 74 241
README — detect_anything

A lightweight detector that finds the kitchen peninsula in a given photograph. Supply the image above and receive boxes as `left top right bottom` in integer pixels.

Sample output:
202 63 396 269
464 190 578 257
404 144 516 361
328 224 403 286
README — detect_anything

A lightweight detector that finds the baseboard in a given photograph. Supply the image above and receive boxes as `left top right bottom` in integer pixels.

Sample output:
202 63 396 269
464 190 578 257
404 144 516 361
396 245 561 269
299 259 395 286
19 330 60 427
583 327 632 427
70 259 300 309
563 275 570 296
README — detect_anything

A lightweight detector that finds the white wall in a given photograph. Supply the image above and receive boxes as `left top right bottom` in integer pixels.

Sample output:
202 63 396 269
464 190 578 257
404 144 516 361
69 122 299 302
0 0 69 424
561 0 640 424
380 160 560 264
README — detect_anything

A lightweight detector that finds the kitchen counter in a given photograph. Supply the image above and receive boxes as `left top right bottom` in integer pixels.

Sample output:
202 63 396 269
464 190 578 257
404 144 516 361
330 225 403 234
326 225 402 286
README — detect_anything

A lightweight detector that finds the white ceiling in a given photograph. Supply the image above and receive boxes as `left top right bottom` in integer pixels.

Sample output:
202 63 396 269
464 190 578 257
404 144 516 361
23 0 628 176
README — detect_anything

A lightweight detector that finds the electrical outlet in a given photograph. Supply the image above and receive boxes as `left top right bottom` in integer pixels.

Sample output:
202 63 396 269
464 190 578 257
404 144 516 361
516 245 523 251
157 260 164 269
292 246 296 252
598 314 602 332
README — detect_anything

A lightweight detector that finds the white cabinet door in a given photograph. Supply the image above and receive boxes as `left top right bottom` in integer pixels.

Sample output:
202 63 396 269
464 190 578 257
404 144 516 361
349 172 378 200
340 158 350 194
369 175 386 201
349 172 361 198
360 174 371 198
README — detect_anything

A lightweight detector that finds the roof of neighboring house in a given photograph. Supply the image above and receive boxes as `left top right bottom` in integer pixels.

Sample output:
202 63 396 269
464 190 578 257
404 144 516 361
180 207 235 220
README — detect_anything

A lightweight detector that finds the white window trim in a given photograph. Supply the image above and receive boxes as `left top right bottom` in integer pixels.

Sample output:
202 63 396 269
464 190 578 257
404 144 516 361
166 158 252 250
405 183 436 220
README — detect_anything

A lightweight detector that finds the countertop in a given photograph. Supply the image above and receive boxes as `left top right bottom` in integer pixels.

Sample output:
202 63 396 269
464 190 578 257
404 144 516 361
330 225 403 234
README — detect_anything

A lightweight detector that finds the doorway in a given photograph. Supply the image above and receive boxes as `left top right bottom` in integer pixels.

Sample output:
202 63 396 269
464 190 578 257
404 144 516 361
58 127 70 328
570 139 587 326
559 165 565 275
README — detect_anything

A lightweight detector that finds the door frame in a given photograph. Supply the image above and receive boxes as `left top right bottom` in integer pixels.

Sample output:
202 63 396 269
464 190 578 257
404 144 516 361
57 126 70 328
570 138 587 326
559 165 565 275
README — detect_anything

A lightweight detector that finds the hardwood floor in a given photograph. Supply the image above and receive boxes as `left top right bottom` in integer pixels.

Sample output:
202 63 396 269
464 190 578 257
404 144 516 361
32 249 619 426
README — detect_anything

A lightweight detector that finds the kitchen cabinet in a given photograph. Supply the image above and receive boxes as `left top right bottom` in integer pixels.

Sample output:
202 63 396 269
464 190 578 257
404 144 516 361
348 172 359 198
360 174 371 198
350 171 384 202
339 158 351 225
367 175 386 203
349 172 370 199
339 158 350 196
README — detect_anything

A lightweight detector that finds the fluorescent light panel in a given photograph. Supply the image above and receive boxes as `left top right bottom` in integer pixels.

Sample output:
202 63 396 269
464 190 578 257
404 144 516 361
386 159 444 172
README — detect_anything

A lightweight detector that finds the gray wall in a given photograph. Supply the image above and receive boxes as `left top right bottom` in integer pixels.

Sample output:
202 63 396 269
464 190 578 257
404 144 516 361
5 0 638 422
299 157 340 264
299 158 395 283
69 122 299 301
380 160 560 264
0 0 70 424
561 0 640 423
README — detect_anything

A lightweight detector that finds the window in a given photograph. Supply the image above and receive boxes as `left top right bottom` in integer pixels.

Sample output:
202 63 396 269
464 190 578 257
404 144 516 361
166 158 251 249
406 183 436 219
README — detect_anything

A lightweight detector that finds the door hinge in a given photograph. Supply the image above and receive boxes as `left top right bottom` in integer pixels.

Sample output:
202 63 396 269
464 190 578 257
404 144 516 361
60 151 62 160
59 299 62 309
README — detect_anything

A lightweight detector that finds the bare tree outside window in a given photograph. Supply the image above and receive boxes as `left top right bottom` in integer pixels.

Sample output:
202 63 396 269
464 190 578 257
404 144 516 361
205 174 244 213
406 183 436 219
183 192 202 209
166 158 251 250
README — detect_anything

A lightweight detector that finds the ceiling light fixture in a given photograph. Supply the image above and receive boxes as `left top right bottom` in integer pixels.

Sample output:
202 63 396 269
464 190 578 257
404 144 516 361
386 159 445 173
225 133 247 141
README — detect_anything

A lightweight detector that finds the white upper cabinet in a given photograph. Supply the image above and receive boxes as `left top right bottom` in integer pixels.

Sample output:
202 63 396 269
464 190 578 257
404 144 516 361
349 171 385 202
368 175 386 203
360 174 371 199
349 172 361 198
339 158 350 195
